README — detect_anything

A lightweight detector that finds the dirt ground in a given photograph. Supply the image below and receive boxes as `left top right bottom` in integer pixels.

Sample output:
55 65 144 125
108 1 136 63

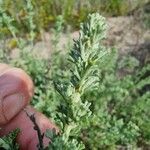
11 16 150 63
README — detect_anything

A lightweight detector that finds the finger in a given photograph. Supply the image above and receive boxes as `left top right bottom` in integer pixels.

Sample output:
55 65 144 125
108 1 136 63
0 67 34 125
2 93 25 123
0 106 58 150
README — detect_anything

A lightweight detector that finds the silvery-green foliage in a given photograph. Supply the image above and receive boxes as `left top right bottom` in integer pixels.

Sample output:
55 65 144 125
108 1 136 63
81 49 150 149
0 129 19 150
51 15 64 50
69 13 107 94
0 1 18 42
51 13 108 149
0 0 35 49
25 0 36 45
0 8 149 149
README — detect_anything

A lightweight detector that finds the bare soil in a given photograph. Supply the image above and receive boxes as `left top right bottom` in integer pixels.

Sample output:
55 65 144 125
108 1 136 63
11 16 150 63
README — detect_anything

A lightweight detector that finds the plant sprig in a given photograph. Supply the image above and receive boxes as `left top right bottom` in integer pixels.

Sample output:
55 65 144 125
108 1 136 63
0 129 20 150
52 13 108 149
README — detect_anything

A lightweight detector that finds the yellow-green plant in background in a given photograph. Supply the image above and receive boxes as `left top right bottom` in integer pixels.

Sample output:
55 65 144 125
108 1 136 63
0 0 149 38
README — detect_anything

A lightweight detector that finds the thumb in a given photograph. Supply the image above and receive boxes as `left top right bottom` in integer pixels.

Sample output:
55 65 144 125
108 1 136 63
0 64 34 125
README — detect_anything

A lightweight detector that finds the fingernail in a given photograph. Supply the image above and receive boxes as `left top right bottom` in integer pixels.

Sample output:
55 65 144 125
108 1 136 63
3 93 25 122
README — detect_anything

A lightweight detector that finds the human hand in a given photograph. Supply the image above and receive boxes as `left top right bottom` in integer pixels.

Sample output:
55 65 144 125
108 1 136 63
0 63 57 150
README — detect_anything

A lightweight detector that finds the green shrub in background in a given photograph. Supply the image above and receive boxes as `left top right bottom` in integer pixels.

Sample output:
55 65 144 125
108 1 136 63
0 11 150 149
0 0 149 38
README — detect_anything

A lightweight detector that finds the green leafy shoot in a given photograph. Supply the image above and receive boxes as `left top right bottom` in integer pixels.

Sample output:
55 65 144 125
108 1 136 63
0 129 20 150
51 13 108 149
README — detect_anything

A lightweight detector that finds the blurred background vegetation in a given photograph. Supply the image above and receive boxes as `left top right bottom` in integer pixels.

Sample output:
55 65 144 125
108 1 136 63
0 0 149 34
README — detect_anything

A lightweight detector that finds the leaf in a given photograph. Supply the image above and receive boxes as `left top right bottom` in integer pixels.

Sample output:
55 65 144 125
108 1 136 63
0 128 20 150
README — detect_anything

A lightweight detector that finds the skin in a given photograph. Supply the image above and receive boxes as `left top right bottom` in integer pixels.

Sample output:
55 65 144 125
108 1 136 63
0 63 57 150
